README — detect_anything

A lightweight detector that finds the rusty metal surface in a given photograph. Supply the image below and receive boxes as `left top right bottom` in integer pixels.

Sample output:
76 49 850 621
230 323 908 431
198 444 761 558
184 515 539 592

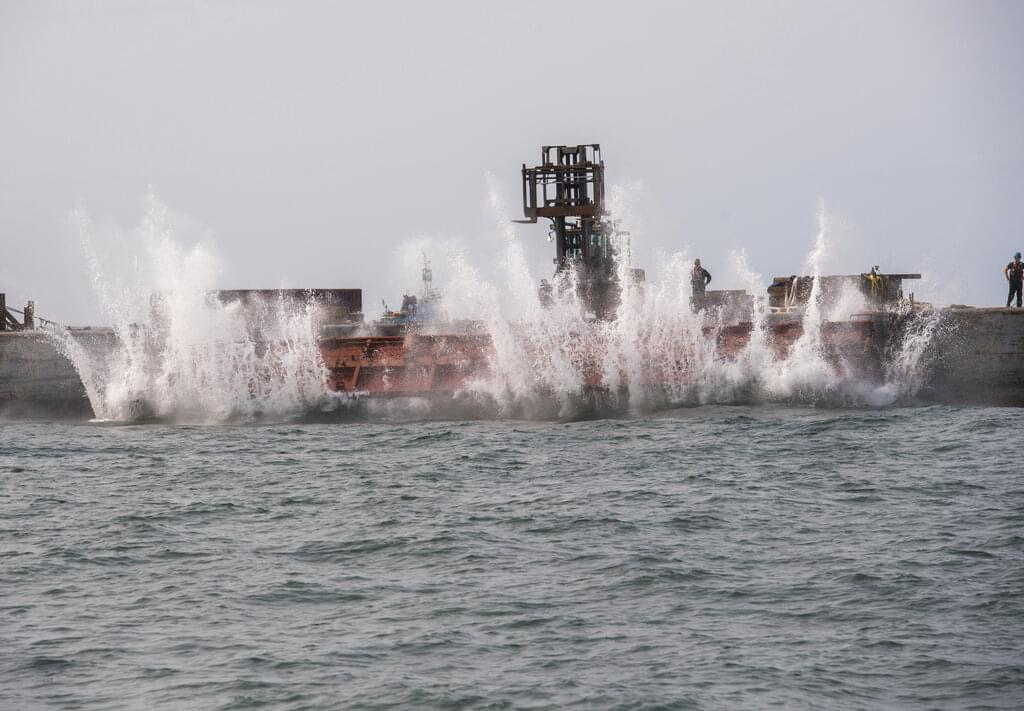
519 144 605 224
318 318 889 400
321 334 492 396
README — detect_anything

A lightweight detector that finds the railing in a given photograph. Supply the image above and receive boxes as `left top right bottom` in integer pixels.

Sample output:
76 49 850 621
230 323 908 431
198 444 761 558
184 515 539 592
0 293 61 331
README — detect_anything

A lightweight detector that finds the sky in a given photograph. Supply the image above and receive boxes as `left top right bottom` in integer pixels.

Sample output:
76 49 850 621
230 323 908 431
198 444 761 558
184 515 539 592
1 0 1022 325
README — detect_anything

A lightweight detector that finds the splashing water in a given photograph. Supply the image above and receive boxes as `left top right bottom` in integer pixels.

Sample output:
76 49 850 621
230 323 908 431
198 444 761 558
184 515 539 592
873 303 942 405
56 192 333 422
57 188 938 422
758 200 839 400
415 194 938 414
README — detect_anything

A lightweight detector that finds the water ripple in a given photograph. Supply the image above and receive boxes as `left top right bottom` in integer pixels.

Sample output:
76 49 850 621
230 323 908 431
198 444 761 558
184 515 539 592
1 407 1022 709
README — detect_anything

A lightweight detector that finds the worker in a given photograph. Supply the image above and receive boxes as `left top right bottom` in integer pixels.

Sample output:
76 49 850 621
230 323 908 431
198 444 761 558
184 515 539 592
865 266 883 303
691 258 712 297
1006 252 1023 308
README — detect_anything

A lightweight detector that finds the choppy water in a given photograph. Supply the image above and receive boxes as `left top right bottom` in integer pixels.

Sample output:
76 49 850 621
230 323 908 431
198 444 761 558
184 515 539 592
2 405 1022 710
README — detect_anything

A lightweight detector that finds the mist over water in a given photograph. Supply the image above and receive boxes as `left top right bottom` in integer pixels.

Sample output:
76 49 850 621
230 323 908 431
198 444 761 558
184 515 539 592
57 191 940 423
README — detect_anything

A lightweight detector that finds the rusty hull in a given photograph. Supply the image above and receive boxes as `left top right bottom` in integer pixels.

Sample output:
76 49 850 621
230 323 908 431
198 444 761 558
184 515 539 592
317 317 884 400
321 334 492 397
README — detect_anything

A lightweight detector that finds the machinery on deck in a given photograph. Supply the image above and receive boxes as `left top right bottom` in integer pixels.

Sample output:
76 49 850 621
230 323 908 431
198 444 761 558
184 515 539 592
767 272 922 314
516 145 644 318
324 145 650 395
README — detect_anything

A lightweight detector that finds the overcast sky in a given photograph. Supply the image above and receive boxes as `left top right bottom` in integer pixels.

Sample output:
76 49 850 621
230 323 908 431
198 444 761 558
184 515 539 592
2 0 1022 324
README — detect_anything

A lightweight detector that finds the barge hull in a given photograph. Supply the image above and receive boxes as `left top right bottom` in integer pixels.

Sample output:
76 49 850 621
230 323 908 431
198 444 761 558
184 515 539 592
2 309 1023 418
921 308 1024 406
0 332 92 419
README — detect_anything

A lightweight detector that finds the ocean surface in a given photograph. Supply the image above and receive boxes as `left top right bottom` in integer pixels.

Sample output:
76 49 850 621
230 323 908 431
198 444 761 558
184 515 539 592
2 405 1022 710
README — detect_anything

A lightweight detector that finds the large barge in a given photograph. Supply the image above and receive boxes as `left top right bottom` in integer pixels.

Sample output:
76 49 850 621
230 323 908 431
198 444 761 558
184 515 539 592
2 144 1023 418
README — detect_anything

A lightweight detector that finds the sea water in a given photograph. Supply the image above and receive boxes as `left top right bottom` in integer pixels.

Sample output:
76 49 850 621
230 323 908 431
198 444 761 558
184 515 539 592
1 408 1022 709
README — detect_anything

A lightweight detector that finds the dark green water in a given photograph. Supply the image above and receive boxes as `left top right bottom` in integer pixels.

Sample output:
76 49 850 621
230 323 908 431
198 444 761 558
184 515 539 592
2 406 1022 709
